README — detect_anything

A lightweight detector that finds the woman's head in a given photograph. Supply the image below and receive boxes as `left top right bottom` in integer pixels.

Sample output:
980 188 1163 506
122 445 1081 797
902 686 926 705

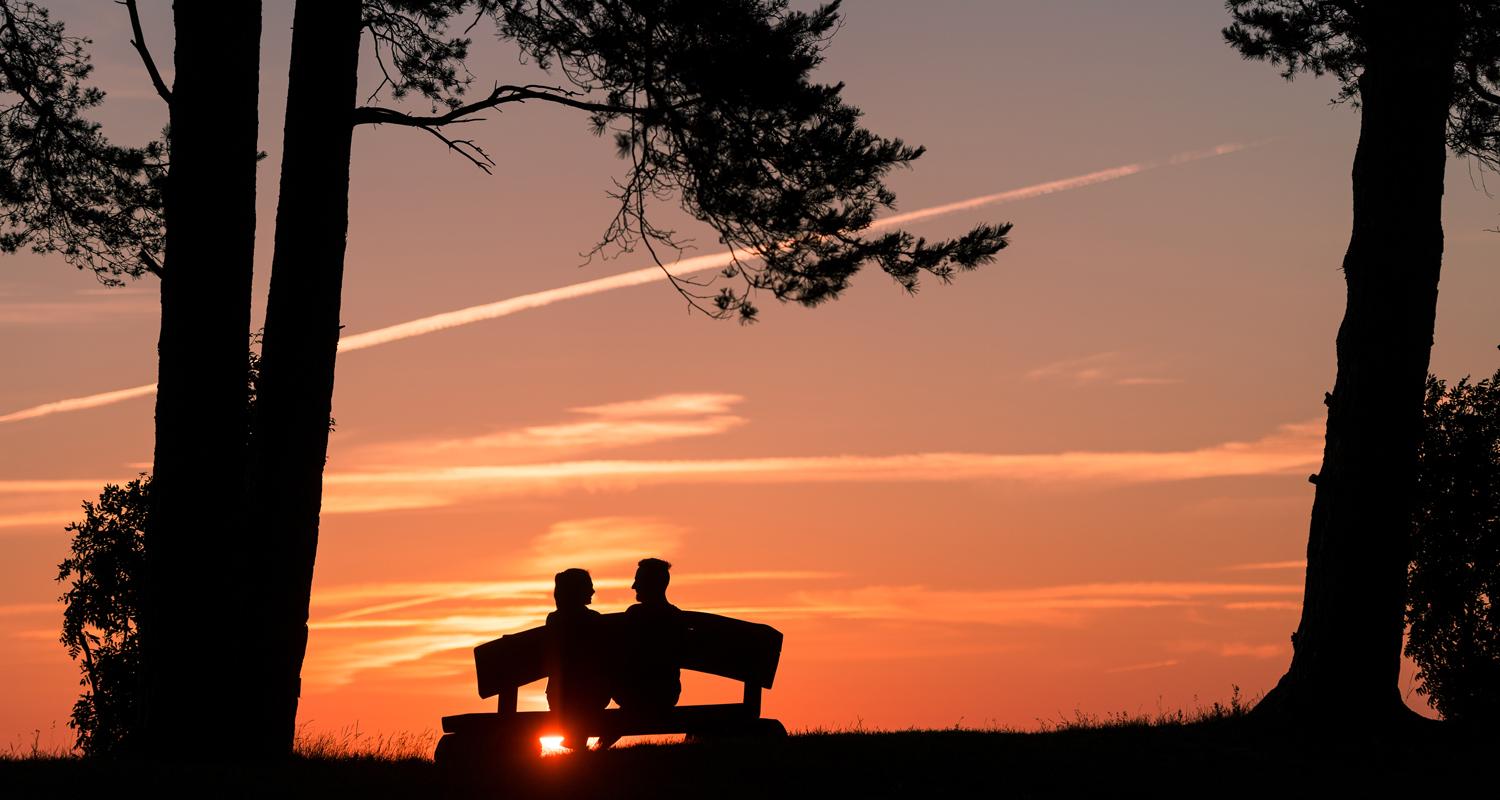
553 567 595 608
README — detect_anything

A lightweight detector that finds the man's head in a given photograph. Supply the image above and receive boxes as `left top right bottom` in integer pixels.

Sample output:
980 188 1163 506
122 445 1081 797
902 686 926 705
554 567 595 609
632 558 672 604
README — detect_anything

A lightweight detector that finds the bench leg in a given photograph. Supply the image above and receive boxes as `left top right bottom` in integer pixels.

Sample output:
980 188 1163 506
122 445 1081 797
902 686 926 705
755 718 789 738
434 730 541 774
685 717 788 743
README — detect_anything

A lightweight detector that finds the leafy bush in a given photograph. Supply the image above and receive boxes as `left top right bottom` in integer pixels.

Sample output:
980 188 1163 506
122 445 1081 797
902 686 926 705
1407 370 1500 723
56 476 149 756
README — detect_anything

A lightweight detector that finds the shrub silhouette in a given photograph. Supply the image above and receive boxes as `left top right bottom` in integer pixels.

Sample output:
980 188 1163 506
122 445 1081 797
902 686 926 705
56 476 148 756
53 338 301 754
1407 370 1500 724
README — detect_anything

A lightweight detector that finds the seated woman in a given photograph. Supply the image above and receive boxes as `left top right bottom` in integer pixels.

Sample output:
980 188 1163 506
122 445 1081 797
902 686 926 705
545 568 611 749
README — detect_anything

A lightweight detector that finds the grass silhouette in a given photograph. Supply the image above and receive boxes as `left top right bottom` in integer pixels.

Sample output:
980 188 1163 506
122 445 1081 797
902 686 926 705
3 691 1493 799
290 724 437 762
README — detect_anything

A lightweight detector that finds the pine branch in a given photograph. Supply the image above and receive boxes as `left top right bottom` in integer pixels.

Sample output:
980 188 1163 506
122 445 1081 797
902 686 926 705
117 0 170 104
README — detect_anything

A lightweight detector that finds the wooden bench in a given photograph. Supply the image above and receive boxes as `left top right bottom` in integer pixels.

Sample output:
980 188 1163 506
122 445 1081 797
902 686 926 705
435 610 785 765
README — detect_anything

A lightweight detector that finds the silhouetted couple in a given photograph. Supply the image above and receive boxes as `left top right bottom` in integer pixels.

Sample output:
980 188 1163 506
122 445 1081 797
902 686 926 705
546 558 683 748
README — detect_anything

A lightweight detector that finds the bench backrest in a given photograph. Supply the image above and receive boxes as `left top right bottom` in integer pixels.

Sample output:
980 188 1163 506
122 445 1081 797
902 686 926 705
675 611 782 690
474 624 552 700
473 611 782 699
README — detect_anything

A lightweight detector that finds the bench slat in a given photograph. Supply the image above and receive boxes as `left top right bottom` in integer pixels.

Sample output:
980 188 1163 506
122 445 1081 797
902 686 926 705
442 703 758 736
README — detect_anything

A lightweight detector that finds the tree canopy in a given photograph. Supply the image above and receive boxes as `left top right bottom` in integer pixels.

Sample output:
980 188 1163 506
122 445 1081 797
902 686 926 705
3 0 1009 315
1225 0 1500 165
350 0 1010 320
0 0 163 281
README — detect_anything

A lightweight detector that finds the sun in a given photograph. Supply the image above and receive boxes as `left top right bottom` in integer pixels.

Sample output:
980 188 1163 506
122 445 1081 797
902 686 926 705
539 735 601 755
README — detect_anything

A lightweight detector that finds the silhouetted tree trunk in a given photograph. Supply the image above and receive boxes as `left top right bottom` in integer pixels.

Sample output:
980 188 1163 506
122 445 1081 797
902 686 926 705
1256 8 1457 724
245 0 362 757
143 1 260 758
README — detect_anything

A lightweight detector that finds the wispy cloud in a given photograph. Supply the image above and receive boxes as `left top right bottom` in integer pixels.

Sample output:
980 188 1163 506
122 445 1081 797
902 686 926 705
313 572 833 621
292 501 1297 687
364 393 747 464
0 480 123 535
1104 659 1181 674
1223 601 1301 611
0 142 1261 425
1169 639 1288 659
0 603 59 618
0 419 1323 531
525 517 685 573
0 479 108 494
311 420 1323 513
319 494 453 515
0 510 72 531
1025 352 1180 387
784 581 1302 628
73 287 155 297
1218 642 1285 658
298 574 1298 687
1224 560 1305 572
0 300 156 325
572 393 741 419
1025 352 1119 383
294 509 830 686
303 568 837 686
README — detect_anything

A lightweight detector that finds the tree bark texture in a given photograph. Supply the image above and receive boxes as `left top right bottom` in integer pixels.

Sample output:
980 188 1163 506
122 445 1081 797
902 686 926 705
1257 7 1457 725
144 0 260 758
245 0 363 756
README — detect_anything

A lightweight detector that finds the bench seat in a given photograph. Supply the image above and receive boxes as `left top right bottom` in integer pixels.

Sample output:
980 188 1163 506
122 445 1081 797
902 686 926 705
442 703 760 737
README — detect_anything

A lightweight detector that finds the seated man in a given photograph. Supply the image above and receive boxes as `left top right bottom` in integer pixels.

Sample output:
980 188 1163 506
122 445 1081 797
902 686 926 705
612 558 685 711
545 568 610 748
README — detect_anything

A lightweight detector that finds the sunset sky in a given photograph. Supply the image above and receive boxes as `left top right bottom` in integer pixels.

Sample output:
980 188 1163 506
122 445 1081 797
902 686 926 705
3 0 1498 750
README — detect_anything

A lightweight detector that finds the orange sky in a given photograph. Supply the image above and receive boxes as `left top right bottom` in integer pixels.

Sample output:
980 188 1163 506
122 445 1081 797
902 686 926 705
3 0 1497 750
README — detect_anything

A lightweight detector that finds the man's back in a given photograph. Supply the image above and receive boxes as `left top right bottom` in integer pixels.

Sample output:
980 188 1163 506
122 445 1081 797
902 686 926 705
613 600 684 710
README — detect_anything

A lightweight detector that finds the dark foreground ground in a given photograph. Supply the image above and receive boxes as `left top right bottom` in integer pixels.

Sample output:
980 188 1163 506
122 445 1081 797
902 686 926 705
3 720 1492 799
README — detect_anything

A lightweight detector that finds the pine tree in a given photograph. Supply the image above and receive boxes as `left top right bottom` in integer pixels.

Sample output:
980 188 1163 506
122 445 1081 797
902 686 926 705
1224 0 1500 725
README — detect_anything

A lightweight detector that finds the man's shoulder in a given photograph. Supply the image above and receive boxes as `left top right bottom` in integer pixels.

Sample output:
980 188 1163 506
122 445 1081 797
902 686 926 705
625 601 682 617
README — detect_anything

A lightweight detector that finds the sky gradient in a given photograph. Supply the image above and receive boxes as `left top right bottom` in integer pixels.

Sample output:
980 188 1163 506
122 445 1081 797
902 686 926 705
3 0 1497 750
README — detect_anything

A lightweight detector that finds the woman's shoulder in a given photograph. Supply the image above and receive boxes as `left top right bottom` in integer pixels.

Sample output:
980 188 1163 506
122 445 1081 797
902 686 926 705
548 607 603 624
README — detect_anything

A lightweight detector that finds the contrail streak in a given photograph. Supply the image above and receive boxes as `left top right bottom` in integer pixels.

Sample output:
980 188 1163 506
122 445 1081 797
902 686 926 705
875 142 1257 229
0 383 158 424
337 247 755 352
0 141 1260 425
